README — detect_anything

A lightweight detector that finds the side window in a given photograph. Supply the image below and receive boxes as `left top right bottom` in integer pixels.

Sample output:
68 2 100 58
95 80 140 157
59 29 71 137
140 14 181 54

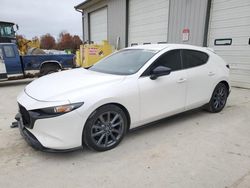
152 50 182 71
3 46 15 58
182 50 209 69
0 48 3 58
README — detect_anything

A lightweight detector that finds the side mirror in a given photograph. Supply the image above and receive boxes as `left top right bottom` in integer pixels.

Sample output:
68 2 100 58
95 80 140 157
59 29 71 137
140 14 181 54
150 66 171 80
15 24 19 31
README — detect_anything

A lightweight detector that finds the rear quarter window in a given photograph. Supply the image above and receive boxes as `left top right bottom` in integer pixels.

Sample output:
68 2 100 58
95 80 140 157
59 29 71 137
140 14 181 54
182 50 209 69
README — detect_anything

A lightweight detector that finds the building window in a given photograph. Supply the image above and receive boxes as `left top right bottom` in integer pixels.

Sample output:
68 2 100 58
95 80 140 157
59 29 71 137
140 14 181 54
214 38 232 46
131 43 138 46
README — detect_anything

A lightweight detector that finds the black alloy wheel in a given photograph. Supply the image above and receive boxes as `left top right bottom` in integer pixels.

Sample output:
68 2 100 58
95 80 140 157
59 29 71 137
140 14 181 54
83 105 127 151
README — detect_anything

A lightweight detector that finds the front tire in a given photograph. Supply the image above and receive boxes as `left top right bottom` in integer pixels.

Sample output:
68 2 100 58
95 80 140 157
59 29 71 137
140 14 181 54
83 105 128 152
206 83 228 113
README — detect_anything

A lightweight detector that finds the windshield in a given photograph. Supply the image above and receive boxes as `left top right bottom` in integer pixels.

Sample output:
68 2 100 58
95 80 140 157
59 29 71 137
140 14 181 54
0 24 15 37
89 49 157 75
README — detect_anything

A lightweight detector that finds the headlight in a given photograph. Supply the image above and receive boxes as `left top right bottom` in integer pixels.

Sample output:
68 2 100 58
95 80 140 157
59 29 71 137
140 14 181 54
33 102 84 116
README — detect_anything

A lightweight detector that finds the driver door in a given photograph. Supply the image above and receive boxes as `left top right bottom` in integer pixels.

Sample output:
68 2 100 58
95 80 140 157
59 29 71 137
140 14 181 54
138 49 187 123
0 48 7 80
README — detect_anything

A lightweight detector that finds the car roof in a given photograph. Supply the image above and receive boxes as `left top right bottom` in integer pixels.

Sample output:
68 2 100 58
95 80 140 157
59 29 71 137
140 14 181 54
126 43 211 53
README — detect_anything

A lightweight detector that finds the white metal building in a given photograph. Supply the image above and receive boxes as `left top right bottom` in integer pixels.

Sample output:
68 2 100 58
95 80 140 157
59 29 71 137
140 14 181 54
75 0 250 88
208 0 250 88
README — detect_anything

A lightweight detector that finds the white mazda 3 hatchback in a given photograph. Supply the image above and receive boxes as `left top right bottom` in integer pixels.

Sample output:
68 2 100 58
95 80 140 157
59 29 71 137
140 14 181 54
17 44 230 152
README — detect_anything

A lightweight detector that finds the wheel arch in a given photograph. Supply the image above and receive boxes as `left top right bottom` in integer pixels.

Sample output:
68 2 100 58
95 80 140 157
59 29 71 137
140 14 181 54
40 61 62 70
82 102 131 150
109 103 131 131
218 80 230 96
85 102 131 131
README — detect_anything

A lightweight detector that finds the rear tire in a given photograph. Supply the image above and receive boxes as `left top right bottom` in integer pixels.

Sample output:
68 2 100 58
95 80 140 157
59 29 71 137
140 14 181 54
83 105 128 152
206 83 228 113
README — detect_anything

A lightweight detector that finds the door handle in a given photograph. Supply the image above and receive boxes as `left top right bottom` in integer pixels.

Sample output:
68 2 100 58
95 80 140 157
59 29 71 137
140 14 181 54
177 78 187 83
208 71 215 76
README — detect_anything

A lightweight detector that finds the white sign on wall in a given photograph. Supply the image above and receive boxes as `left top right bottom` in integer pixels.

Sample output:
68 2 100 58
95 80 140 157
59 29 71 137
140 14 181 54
182 28 190 41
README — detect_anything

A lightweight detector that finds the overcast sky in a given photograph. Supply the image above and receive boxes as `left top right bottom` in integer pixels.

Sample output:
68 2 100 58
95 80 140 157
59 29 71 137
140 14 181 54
0 0 84 40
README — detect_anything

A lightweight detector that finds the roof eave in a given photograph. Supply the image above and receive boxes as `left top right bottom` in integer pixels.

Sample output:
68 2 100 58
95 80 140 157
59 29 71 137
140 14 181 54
74 0 91 10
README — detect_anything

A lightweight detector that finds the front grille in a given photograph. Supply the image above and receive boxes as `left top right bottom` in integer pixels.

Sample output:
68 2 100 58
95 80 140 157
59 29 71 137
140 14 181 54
19 104 31 127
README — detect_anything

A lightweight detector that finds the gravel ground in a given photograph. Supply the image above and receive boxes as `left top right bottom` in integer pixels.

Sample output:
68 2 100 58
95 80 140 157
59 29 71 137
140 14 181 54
0 79 250 188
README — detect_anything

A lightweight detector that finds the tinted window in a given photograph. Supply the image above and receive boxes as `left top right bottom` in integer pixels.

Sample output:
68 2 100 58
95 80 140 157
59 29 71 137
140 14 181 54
3 46 15 58
182 50 208 69
152 50 182 71
89 49 157 75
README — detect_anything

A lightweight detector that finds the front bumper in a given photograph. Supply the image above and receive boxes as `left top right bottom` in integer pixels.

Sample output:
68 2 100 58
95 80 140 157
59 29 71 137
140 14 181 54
17 114 82 152
17 90 88 151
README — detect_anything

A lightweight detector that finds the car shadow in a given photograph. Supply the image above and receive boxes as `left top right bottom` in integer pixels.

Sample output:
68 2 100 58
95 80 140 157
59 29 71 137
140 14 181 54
37 107 208 159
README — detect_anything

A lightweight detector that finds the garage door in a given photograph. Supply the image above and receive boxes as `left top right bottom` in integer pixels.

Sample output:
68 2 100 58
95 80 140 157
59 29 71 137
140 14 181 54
89 7 108 44
128 0 169 46
208 0 250 88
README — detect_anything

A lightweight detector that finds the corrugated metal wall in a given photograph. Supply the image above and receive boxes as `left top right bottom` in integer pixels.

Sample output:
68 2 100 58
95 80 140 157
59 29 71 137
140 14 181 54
128 0 169 46
108 0 126 48
208 0 250 88
81 0 208 47
82 0 126 48
168 0 208 46
82 0 108 43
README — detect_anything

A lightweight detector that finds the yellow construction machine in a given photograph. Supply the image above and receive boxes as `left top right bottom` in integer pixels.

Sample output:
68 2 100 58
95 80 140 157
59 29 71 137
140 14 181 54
17 37 40 55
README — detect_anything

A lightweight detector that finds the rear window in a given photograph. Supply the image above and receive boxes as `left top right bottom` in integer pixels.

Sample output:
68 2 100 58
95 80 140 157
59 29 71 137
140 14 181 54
182 50 209 69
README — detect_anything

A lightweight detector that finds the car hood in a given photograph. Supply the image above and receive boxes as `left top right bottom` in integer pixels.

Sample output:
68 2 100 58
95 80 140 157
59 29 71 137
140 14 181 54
25 68 125 102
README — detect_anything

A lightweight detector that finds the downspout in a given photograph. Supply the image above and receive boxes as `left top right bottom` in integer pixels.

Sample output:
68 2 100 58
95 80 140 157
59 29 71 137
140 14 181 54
75 8 85 42
125 0 129 47
203 0 212 47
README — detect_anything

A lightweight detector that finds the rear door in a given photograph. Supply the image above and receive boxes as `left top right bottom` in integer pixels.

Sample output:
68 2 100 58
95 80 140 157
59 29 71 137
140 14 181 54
0 47 7 79
181 49 214 110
